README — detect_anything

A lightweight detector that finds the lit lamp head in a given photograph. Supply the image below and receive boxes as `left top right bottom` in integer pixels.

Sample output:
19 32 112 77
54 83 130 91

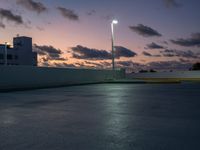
5 42 12 48
112 19 118 25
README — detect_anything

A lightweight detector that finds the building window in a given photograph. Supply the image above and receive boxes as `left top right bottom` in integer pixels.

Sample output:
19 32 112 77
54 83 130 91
0 54 4 59
14 42 22 47
15 55 18 60
7 54 13 60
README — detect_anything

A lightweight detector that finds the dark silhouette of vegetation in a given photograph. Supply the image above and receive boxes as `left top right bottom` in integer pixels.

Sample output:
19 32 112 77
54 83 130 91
191 62 200 70
139 70 148 73
149 69 157 72
139 69 157 73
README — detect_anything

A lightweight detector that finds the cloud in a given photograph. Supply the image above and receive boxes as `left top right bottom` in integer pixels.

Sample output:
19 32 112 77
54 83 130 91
36 26 44 31
113 60 193 72
164 0 180 8
116 61 148 73
16 0 47 14
0 8 23 24
52 62 76 68
179 58 190 63
161 49 199 59
0 22 5 28
142 51 161 57
71 45 111 60
148 61 192 71
117 61 141 67
102 14 114 21
142 51 152 56
129 24 162 37
33 44 64 60
57 7 79 21
87 10 96 16
171 33 200 47
122 60 193 72
162 41 169 45
71 45 137 60
146 42 164 49
39 60 76 68
85 61 105 68
115 46 137 58
74 62 85 67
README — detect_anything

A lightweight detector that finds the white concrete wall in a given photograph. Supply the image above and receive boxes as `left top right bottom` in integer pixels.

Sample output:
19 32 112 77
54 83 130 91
0 66 125 91
127 71 200 79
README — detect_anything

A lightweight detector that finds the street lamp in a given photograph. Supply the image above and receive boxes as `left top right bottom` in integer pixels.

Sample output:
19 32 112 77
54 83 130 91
111 19 118 70
4 42 8 66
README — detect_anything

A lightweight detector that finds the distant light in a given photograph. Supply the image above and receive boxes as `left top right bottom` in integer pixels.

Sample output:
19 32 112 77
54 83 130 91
112 19 118 24
5 42 12 48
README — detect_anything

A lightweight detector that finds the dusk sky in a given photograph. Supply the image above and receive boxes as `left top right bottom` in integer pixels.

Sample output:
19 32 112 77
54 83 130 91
0 0 200 71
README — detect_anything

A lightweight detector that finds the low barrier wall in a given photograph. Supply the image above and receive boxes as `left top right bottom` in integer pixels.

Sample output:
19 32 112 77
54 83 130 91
127 71 200 81
0 66 125 91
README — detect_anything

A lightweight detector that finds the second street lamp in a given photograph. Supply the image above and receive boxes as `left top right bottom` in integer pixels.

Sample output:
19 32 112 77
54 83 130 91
111 19 118 70
4 42 8 66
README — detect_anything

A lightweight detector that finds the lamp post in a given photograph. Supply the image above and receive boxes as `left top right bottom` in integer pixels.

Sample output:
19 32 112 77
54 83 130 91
111 19 118 70
4 42 8 66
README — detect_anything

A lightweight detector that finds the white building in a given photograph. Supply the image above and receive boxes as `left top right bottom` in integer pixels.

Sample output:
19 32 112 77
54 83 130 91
0 36 37 66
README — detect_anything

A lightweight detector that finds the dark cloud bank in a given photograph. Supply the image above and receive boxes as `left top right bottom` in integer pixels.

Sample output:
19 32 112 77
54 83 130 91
0 8 23 24
57 7 79 21
142 51 161 57
171 33 200 47
33 44 64 60
142 48 199 59
116 60 192 72
146 42 164 49
161 49 199 59
16 0 47 14
148 61 192 71
129 24 162 37
142 51 153 57
33 44 196 72
71 45 137 60
115 46 137 58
